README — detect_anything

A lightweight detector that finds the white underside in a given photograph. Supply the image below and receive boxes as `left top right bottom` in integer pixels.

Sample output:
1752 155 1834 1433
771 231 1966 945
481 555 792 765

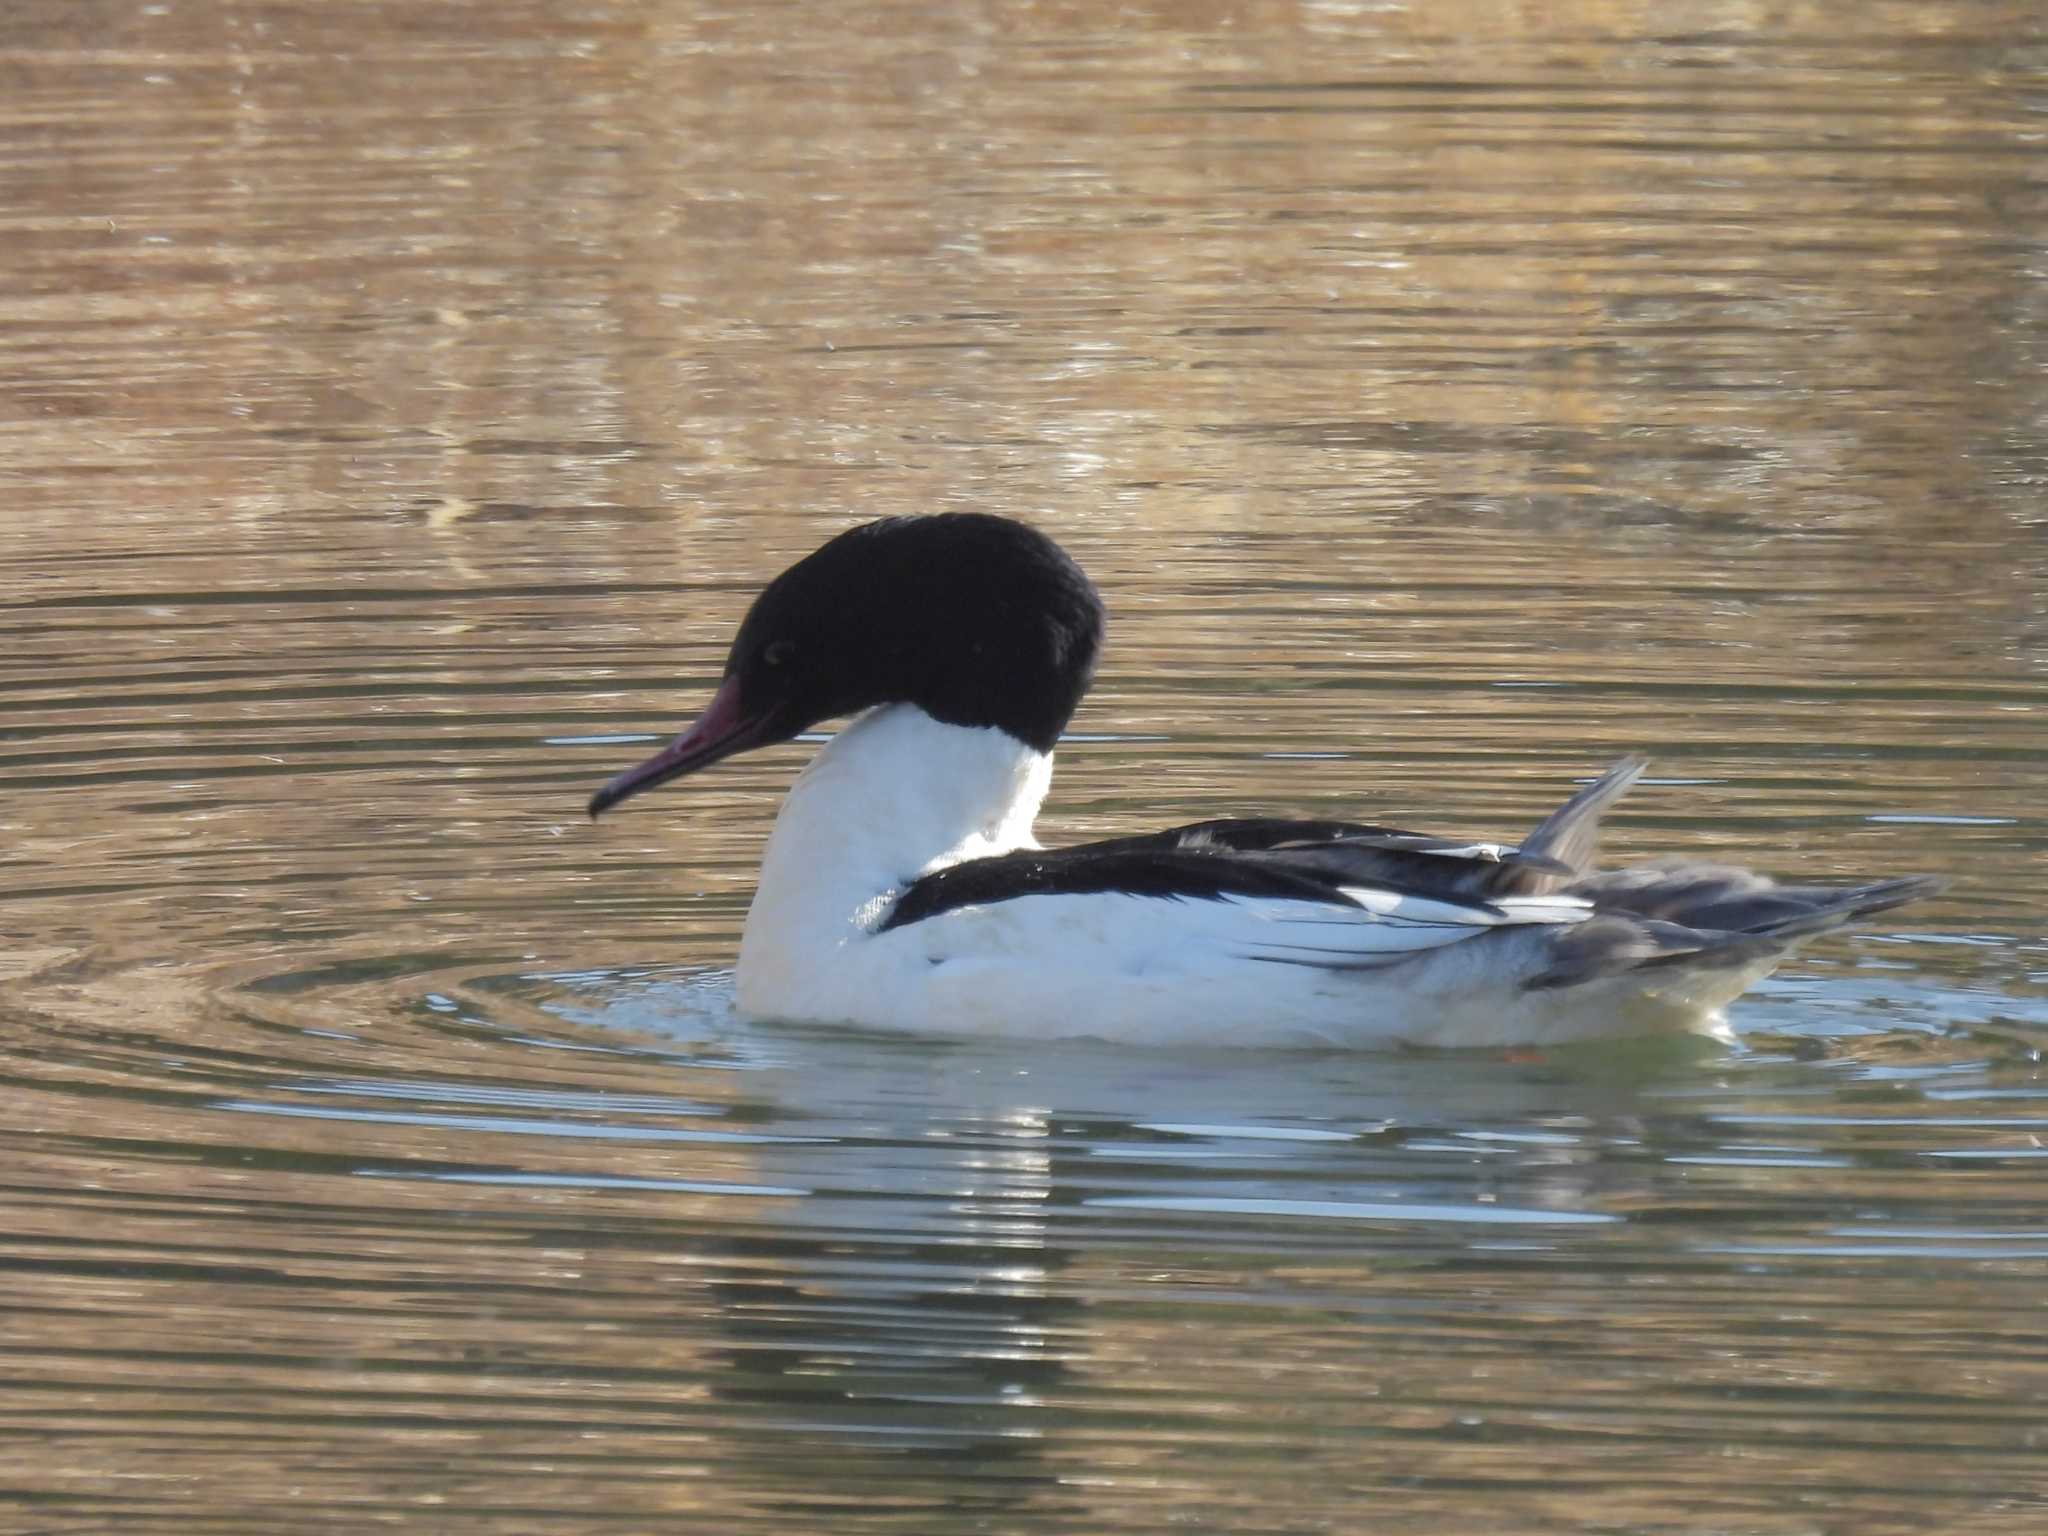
732 706 1757 1048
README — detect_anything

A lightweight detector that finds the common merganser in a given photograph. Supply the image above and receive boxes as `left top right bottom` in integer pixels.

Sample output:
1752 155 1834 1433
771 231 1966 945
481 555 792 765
588 514 1941 1048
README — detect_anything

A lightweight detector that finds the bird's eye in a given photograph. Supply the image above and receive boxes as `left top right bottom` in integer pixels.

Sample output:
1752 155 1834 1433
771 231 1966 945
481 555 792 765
763 639 796 669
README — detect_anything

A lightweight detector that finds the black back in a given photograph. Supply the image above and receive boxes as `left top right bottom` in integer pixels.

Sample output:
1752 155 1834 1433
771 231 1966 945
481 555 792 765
877 816 1564 933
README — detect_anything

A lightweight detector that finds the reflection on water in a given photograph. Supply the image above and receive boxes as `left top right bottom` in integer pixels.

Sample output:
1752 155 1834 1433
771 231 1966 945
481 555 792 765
3 0 2045 1530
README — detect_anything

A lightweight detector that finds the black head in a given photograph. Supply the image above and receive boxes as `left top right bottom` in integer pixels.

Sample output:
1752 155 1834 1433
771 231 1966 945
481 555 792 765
588 513 1104 816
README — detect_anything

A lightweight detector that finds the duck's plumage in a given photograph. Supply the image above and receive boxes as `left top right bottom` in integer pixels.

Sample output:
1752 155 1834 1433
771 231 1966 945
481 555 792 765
589 514 1940 1048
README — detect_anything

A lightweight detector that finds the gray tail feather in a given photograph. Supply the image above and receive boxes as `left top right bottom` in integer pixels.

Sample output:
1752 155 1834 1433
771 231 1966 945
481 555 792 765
1527 870 1947 991
1518 756 1647 888
1730 874 1947 943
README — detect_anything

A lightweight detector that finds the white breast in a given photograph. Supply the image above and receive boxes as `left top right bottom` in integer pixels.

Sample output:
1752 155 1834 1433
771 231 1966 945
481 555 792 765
735 704 1049 1015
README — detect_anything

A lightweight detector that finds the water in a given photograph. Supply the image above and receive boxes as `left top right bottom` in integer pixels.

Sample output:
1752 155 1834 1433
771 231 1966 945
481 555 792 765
4 1 2046 1529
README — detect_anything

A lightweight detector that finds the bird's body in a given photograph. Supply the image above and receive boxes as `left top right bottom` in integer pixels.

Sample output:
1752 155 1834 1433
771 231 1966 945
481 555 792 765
589 514 1939 1048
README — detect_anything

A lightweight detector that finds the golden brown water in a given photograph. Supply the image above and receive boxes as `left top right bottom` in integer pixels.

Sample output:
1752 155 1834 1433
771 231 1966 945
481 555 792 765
3 1 2045 1530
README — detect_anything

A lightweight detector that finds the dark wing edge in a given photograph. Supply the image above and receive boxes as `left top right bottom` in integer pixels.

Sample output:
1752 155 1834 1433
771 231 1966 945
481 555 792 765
876 839 1511 935
882 757 1659 934
1085 818 1569 902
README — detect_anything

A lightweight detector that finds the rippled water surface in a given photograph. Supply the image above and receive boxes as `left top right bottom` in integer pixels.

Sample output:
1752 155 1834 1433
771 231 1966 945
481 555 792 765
5 1 2047 1530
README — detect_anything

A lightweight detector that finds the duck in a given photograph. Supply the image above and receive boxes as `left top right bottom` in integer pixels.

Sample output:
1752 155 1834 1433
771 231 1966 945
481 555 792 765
587 513 1941 1048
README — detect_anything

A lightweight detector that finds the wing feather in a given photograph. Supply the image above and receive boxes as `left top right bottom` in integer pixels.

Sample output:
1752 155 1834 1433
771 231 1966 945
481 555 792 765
1223 886 1589 970
880 778 1621 974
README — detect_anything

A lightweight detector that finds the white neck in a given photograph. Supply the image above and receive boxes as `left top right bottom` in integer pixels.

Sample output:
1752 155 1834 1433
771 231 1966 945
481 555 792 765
735 705 1050 1000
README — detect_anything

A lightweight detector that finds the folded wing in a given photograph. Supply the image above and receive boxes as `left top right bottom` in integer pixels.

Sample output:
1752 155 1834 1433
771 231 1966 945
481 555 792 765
878 755 1939 993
